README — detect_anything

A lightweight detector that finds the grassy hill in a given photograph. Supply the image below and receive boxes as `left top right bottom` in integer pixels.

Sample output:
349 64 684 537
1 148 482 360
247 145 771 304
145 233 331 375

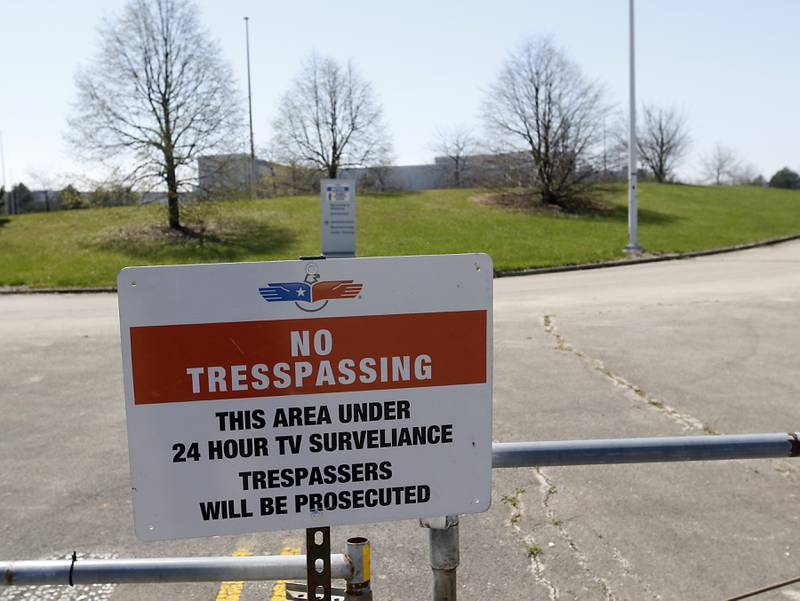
1 183 798 288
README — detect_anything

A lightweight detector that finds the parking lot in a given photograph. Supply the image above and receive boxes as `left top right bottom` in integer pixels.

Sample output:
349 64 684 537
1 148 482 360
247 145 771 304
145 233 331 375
2 241 799 600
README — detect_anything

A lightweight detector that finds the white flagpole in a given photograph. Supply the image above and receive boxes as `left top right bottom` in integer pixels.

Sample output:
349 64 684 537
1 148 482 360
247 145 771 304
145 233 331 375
625 0 643 253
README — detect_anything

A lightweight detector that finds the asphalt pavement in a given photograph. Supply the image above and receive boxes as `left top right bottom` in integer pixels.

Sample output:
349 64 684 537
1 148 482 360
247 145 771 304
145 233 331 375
1 240 800 601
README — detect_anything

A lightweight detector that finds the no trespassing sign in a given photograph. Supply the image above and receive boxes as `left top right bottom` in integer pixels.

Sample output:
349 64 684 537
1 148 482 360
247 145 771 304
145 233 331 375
118 254 493 541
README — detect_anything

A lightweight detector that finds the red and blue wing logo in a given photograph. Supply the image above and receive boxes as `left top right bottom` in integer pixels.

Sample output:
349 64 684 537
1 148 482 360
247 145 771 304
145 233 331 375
312 280 363 300
258 282 312 301
259 273 363 312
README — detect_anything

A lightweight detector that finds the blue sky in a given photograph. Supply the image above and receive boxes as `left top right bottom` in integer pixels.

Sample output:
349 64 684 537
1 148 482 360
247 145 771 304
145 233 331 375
1 0 798 188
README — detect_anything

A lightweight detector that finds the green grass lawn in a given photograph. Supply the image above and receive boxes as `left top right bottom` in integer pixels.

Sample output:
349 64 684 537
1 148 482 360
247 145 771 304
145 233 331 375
1 183 798 288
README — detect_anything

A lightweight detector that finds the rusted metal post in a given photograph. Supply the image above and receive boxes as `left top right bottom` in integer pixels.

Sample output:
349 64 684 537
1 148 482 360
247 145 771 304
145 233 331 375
345 537 372 600
421 515 459 601
306 527 332 601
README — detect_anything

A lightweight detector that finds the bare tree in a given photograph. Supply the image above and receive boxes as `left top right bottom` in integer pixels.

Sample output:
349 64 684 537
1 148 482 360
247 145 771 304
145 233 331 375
637 105 690 183
482 37 607 209
700 144 739 185
731 162 761 186
431 126 477 188
68 0 243 229
272 54 391 179
603 110 631 179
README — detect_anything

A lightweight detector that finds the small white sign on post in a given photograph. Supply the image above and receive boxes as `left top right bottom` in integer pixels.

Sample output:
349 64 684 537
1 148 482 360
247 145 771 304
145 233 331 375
118 254 493 541
321 179 356 258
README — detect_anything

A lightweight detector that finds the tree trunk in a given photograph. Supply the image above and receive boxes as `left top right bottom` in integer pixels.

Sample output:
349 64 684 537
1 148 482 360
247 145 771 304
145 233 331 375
166 161 180 229
541 190 561 206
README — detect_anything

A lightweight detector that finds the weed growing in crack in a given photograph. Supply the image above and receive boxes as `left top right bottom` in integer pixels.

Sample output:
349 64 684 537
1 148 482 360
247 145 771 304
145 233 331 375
526 543 543 557
501 487 526 509
502 486 527 527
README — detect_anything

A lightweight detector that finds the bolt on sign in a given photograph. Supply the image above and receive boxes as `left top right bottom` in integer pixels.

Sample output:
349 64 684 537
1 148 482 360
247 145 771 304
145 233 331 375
118 254 493 540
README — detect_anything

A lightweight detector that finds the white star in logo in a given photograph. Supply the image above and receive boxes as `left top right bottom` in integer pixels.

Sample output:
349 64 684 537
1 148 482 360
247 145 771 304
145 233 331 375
297 288 305 297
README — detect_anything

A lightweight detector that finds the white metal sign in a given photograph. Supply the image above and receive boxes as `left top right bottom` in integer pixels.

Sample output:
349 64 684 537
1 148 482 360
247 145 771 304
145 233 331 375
118 254 493 541
321 179 356 257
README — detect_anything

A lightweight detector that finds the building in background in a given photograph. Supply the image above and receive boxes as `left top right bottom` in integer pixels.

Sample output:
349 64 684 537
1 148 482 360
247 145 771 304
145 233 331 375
197 153 276 198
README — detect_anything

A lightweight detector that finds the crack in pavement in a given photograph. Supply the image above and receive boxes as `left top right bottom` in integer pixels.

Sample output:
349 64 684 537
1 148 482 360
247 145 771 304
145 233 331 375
530 314 711 599
542 314 716 434
533 468 617 601
541 313 799 479
526 313 800 598
501 485 559 600
500 471 622 601
609 547 663 600
523 477 662 601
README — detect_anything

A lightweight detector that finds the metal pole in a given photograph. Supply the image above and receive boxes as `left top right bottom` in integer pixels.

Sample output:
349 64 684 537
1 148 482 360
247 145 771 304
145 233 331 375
491 433 800 468
0 130 7 202
345 537 373 600
624 0 643 253
244 16 256 199
1 554 353 586
421 515 459 601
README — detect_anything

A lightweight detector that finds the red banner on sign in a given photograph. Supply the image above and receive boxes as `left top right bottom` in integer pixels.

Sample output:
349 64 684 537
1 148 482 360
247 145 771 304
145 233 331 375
130 311 487 404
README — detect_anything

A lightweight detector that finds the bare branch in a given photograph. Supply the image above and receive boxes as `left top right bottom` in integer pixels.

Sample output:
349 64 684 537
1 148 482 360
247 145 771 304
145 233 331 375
431 126 477 188
481 37 608 209
700 144 739 185
637 105 691 183
67 0 244 228
271 54 391 179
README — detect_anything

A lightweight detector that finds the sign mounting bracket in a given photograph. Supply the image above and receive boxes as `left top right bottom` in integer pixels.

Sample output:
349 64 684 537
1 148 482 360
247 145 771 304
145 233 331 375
306 526 332 601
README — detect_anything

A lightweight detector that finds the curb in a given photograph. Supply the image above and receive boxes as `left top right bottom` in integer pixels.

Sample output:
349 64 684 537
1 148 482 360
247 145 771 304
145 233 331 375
0 286 118 295
2 233 800 295
493 233 800 278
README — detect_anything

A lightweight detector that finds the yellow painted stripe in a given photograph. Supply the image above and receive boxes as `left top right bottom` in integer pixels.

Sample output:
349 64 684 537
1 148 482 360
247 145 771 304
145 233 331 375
270 544 302 601
214 548 254 601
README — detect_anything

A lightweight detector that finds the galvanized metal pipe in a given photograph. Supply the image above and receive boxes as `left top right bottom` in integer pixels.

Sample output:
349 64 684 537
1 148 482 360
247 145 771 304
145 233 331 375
492 433 800 468
428 516 459 601
1 554 353 586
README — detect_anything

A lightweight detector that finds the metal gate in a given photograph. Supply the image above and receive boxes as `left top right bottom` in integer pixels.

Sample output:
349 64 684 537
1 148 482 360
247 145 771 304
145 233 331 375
3 431 798 600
